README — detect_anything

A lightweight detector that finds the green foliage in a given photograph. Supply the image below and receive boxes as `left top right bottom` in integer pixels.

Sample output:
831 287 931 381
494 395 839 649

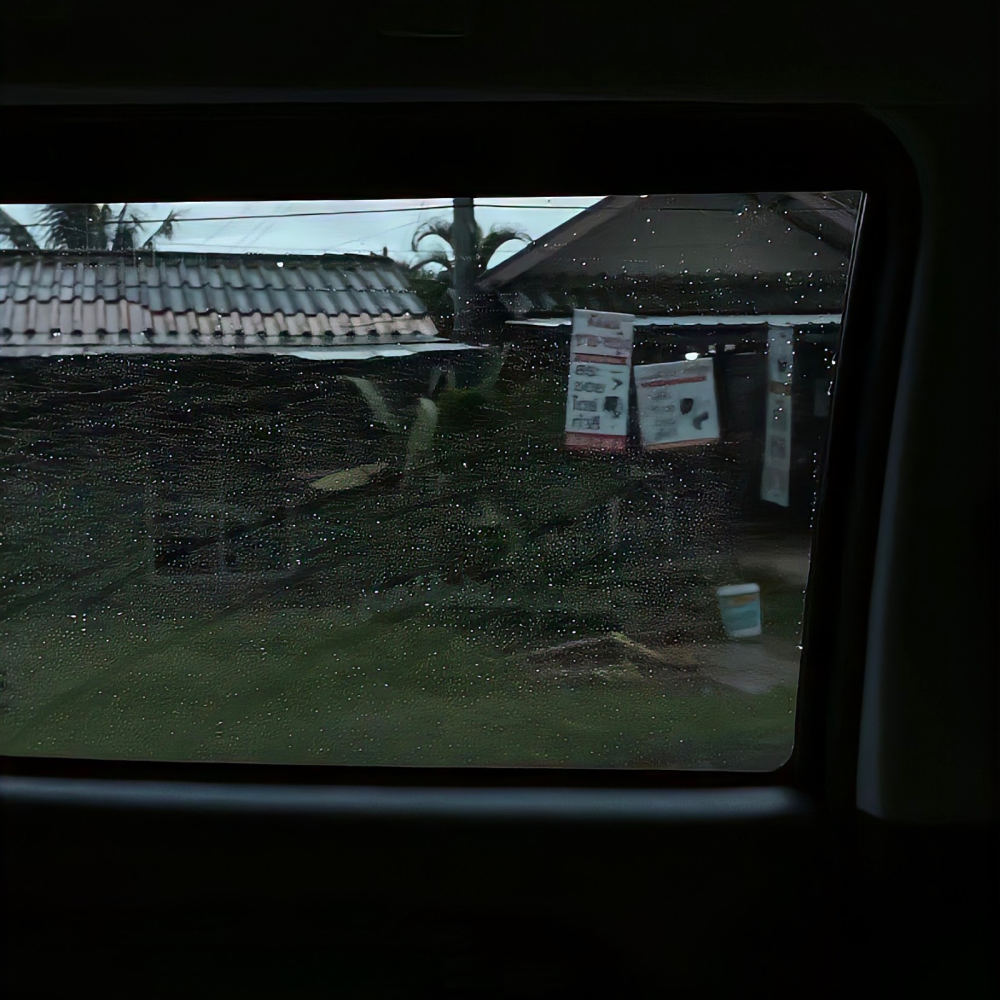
406 270 453 315
409 217 530 277
434 386 491 430
0 208 35 250
341 376 403 433
404 397 440 474
0 204 180 251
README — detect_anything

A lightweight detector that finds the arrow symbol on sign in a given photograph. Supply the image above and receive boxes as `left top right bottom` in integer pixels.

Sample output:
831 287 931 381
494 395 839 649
612 378 623 389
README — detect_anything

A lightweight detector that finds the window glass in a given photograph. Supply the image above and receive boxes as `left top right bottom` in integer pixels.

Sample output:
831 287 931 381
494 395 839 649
0 194 860 768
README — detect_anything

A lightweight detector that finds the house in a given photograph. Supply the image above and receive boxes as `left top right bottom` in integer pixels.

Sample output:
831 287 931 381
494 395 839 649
0 251 481 602
0 242 746 642
0 201 853 635
479 193 861 515
479 192 858 323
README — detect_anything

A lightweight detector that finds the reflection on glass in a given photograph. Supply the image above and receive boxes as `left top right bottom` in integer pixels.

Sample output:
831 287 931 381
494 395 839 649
0 193 861 768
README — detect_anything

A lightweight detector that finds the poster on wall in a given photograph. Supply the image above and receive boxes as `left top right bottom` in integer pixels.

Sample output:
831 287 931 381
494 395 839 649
569 309 634 365
761 326 793 507
565 310 634 451
633 358 720 449
564 360 631 451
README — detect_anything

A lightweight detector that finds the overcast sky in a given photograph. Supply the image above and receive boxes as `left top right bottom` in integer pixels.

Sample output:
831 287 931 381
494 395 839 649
0 197 602 267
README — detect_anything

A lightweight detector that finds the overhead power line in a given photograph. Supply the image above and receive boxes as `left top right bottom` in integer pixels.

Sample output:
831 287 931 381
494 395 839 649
11 203 604 231
9 198 852 232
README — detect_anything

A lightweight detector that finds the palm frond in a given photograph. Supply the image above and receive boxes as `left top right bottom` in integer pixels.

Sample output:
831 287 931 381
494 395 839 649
8 203 183 252
41 204 98 250
478 225 530 272
141 209 179 249
484 222 531 244
0 208 39 250
412 250 453 274
411 217 454 253
404 397 439 477
340 376 402 433
110 204 132 252
410 212 529 285
476 345 510 393
98 204 116 242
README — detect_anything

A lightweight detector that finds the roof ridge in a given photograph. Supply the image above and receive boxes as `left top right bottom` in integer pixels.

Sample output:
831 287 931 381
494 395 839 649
479 195 638 288
0 249 402 266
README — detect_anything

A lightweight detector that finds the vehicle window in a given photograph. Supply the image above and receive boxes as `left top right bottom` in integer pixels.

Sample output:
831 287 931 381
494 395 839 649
0 193 860 769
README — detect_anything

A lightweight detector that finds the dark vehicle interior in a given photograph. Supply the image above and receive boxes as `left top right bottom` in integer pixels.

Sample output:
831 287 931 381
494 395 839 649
1 2 996 995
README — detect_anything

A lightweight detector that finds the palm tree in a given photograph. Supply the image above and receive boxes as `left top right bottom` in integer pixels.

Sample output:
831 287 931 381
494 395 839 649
410 217 530 277
0 203 179 251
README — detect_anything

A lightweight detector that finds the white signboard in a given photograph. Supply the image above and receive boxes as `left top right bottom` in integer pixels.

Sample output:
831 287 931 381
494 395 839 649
565 310 634 452
761 326 793 507
564 361 631 452
570 309 634 366
634 359 720 449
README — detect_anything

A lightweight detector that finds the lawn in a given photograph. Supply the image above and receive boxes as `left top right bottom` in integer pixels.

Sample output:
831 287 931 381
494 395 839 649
1 581 797 770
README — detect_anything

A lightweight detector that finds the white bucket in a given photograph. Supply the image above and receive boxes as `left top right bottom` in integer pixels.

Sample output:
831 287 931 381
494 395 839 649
716 583 762 638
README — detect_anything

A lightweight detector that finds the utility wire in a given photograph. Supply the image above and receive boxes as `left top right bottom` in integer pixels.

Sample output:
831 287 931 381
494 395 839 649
7 199 850 232
10 203 606 230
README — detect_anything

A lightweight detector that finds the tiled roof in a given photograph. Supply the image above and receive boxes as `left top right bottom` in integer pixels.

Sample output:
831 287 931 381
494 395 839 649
0 252 437 354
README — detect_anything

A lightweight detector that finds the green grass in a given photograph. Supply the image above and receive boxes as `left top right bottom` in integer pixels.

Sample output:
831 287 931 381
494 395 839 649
0 595 796 770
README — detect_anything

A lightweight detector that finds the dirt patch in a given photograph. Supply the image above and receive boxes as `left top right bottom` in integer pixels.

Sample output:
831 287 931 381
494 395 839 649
694 637 800 693
525 632 799 694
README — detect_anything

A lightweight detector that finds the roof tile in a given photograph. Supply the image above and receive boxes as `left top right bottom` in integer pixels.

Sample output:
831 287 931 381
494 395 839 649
0 251 438 351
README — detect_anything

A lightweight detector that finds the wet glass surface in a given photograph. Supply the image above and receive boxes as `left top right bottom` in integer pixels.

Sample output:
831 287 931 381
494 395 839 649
0 194 860 768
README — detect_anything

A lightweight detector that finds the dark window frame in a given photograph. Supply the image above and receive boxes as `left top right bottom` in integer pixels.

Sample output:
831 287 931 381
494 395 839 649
0 102 919 805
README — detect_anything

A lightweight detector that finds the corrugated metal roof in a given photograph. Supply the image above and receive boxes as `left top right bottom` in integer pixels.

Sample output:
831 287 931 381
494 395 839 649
493 271 847 319
480 192 857 320
0 252 437 353
507 314 843 328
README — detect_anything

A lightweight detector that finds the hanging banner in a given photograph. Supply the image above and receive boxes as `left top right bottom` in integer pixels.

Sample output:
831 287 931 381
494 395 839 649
565 310 634 452
564 360 631 451
761 326 793 507
634 358 720 449
569 309 634 365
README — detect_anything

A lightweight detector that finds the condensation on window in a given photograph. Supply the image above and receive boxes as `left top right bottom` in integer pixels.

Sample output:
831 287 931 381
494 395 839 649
0 193 861 769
